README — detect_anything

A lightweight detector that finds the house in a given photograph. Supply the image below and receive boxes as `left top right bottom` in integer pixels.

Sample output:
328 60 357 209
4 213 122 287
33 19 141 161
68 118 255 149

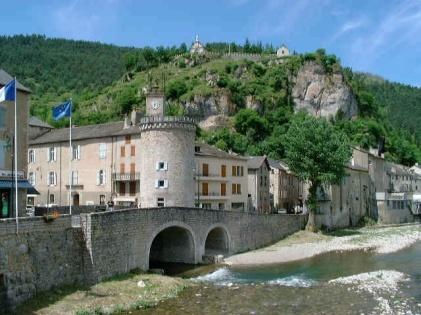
194 142 248 211
268 159 304 213
0 69 34 218
247 156 271 213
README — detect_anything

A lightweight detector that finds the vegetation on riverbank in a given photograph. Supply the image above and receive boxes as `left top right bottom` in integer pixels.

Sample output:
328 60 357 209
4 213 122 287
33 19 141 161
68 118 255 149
14 271 191 315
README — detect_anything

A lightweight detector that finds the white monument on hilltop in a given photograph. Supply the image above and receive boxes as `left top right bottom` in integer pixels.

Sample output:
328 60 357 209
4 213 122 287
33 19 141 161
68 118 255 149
190 34 206 54
276 44 290 57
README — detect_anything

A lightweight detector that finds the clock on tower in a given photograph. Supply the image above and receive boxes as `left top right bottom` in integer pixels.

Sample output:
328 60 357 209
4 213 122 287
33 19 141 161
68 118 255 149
146 91 165 117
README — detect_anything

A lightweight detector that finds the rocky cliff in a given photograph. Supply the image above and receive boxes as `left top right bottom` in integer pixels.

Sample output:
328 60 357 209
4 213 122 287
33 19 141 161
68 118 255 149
292 61 358 118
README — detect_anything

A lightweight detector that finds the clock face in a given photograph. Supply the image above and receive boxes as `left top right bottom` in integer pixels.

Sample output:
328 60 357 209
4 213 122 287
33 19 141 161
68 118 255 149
151 99 161 110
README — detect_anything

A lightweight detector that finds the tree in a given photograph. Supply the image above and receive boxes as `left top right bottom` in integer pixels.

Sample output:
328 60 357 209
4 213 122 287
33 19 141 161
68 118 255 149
284 115 352 231
234 108 269 141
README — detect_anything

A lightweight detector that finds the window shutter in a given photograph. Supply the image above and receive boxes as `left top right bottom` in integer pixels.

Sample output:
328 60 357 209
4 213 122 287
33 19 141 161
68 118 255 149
164 180 168 188
53 147 57 161
54 172 57 186
155 180 159 188
47 173 50 186
164 162 168 171
155 162 159 171
33 150 36 163
96 171 100 185
47 149 50 162
77 145 81 160
103 171 107 185
33 173 36 186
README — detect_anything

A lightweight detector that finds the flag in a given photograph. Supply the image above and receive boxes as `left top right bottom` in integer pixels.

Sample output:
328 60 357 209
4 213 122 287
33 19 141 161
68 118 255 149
52 101 72 121
0 80 16 103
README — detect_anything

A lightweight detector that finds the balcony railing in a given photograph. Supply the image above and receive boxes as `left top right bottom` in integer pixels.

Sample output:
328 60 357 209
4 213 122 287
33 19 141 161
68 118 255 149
112 172 140 181
139 116 197 124
195 192 229 199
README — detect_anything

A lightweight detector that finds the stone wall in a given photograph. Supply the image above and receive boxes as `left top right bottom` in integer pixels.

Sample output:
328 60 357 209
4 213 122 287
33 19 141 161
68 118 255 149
0 208 306 310
0 216 87 310
82 207 307 282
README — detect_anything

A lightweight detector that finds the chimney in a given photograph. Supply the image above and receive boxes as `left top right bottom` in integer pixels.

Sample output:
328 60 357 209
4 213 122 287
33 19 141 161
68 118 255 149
123 115 130 129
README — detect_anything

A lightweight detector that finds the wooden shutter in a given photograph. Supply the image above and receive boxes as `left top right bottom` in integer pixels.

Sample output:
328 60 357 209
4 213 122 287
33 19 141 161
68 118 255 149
221 165 226 177
221 183 226 196
120 163 125 173
131 145 135 156
232 183 236 195
130 163 135 174
119 182 126 195
202 182 208 196
202 163 209 176
129 182 136 196
120 146 125 157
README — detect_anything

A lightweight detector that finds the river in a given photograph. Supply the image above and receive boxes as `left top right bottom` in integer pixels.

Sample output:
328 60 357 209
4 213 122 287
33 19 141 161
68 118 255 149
133 240 421 315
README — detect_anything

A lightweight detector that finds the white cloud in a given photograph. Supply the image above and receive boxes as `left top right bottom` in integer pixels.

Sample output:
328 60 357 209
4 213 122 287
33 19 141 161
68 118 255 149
50 0 125 41
330 17 367 42
349 0 421 68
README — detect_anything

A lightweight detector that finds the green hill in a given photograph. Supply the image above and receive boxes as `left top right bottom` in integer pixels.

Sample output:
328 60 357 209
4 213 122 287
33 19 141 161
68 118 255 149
0 35 419 165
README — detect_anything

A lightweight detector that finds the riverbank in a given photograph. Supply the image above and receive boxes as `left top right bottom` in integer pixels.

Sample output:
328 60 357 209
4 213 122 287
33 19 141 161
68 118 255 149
225 223 421 266
14 271 191 315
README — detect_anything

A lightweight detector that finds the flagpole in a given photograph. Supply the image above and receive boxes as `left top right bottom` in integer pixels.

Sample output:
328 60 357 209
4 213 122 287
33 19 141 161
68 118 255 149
14 77 18 234
69 98 72 216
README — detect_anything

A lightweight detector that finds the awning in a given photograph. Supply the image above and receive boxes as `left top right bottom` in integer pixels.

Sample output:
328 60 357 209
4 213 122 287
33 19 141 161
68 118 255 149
0 179 40 195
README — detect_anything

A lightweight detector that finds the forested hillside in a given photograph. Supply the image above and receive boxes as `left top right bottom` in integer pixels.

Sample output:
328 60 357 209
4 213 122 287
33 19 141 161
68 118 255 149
0 35 419 165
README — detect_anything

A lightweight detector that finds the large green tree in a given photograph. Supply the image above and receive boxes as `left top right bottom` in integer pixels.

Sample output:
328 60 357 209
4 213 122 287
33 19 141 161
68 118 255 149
284 115 352 231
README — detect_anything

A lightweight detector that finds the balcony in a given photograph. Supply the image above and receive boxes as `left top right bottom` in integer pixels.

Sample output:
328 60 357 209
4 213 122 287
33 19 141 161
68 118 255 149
195 192 229 200
112 172 140 181
0 169 25 179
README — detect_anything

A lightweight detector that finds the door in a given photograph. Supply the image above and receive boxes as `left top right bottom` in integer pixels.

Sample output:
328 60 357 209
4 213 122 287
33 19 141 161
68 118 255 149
0 190 10 218
73 193 80 206
202 163 209 176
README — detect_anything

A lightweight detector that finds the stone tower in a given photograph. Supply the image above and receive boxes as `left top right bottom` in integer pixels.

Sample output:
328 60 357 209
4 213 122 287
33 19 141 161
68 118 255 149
139 88 196 208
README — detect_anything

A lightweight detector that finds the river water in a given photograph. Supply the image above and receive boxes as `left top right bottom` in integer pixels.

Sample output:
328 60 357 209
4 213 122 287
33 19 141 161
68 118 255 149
134 241 421 314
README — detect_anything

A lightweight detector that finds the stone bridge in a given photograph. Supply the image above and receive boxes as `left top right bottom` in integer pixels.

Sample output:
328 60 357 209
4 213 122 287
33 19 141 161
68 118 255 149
80 207 307 281
0 207 306 309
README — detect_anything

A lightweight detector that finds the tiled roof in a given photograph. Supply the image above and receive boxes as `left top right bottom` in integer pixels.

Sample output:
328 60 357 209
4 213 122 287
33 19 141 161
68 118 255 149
247 156 269 170
194 142 247 160
29 121 139 145
0 69 31 93
29 116 53 129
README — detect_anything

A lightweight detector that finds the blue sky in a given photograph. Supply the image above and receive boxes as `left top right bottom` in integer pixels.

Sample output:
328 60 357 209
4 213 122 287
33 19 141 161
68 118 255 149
1 0 421 86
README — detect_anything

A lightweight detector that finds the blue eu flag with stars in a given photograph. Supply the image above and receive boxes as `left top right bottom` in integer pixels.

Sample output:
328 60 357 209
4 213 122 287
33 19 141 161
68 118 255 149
52 101 72 121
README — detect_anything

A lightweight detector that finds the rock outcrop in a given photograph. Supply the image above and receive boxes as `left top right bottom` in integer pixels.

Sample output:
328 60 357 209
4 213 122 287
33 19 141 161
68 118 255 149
292 61 358 118
183 90 235 119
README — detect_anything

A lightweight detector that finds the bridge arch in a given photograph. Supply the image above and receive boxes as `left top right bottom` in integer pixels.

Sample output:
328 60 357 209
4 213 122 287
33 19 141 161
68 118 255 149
203 224 231 256
146 221 197 270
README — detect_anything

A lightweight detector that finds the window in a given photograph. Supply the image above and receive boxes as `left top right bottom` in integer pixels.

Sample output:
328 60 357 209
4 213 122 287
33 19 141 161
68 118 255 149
27 197 35 206
97 170 106 185
72 145 80 160
120 146 125 157
155 179 168 189
202 203 211 209
120 163 125 173
119 182 126 195
48 171 57 186
241 166 244 176
232 165 237 176
202 182 209 195
260 176 263 186
49 194 55 204
0 107 6 128
99 143 107 159
156 161 168 171
232 184 241 195
202 163 209 176
99 195 105 205
264 176 267 187
131 145 135 156
48 147 56 162
125 135 131 144
28 172 35 185
129 182 136 196
130 163 136 174
218 203 225 210
157 197 165 207
28 149 35 163
71 171 78 185
221 165 226 177
221 183 226 196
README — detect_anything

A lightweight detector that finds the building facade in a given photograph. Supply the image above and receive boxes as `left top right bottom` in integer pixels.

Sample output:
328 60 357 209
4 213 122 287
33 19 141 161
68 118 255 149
0 70 32 218
247 156 271 213
269 159 304 213
194 142 248 211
